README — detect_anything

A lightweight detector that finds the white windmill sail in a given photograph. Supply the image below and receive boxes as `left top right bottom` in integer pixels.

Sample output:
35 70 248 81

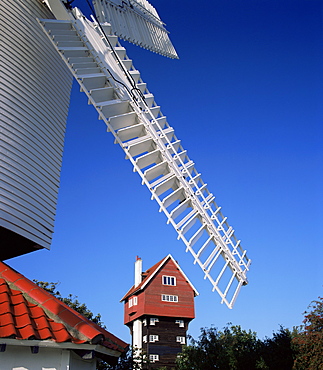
93 0 178 59
38 1 251 308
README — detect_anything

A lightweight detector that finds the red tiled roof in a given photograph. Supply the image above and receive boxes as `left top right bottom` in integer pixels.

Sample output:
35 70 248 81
0 261 127 353
120 257 164 301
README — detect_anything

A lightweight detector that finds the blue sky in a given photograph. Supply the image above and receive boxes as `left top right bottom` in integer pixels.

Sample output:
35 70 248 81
10 0 322 342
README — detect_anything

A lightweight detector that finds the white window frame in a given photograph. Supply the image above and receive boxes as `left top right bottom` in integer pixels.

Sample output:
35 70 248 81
175 319 184 327
176 336 186 344
143 335 147 343
162 275 176 286
162 294 178 302
143 319 147 326
149 335 159 343
128 296 138 308
149 354 159 363
150 318 159 325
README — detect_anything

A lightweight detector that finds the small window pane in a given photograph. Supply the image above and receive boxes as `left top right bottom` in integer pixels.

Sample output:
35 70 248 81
162 294 178 302
162 275 176 286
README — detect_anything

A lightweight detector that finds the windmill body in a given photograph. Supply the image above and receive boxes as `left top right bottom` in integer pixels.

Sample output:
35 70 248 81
0 0 251 308
0 0 72 258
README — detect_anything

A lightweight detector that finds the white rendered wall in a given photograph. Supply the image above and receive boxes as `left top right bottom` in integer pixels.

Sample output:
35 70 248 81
0 0 72 254
0 345 96 370
133 319 142 349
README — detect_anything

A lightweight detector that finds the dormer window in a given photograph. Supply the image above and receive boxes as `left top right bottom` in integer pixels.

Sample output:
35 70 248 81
163 275 176 286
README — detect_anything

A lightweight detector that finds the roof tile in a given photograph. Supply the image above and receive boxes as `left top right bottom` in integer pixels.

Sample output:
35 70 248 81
41 297 66 315
37 326 54 340
51 326 73 343
15 313 33 328
0 301 11 314
0 323 17 338
0 312 15 326
28 305 44 318
27 287 52 305
0 261 127 353
12 302 29 316
16 324 37 340
56 308 85 328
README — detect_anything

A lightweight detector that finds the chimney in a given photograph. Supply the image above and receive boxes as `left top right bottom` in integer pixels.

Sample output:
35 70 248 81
134 256 142 287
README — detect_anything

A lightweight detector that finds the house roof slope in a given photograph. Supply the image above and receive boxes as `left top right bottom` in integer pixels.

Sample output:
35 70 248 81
0 261 127 353
121 254 199 301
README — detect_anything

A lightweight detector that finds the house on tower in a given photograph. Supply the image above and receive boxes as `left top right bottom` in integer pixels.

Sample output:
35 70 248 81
121 255 198 369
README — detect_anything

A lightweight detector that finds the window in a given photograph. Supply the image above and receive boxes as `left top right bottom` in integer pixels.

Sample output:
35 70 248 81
150 318 159 325
128 296 138 308
143 335 147 343
176 336 186 344
175 319 184 327
163 275 176 286
162 294 178 302
149 335 159 342
149 354 159 363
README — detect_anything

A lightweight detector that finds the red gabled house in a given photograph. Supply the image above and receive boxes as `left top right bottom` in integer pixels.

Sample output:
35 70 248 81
0 261 127 369
121 255 198 369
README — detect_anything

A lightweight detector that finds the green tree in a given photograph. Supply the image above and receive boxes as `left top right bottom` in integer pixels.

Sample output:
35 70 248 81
176 324 262 370
292 296 323 370
34 281 105 326
260 326 295 370
176 324 298 370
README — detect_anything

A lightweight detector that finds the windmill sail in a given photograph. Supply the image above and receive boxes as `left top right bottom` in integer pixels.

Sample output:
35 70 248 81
38 1 251 308
93 0 178 59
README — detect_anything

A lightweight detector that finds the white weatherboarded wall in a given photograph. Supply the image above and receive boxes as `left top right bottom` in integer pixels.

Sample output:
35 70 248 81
0 0 72 258
0 345 96 370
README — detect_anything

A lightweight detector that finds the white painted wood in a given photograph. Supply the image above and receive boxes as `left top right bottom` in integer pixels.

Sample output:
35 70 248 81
93 0 178 59
0 343 97 370
38 5 251 308
133 319 143 349
0 0 73 251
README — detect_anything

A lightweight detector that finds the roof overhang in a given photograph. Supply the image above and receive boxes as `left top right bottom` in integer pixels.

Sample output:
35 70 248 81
0 338 122 358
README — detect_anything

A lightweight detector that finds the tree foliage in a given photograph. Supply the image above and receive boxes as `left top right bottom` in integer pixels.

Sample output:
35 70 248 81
292 297 323 370
176 324 262 370
260 326 295 370
34 281 105 327
176 324 297 370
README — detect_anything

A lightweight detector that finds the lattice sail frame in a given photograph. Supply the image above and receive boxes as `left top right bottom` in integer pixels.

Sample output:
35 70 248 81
93 0 178 59
39 1 251 308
